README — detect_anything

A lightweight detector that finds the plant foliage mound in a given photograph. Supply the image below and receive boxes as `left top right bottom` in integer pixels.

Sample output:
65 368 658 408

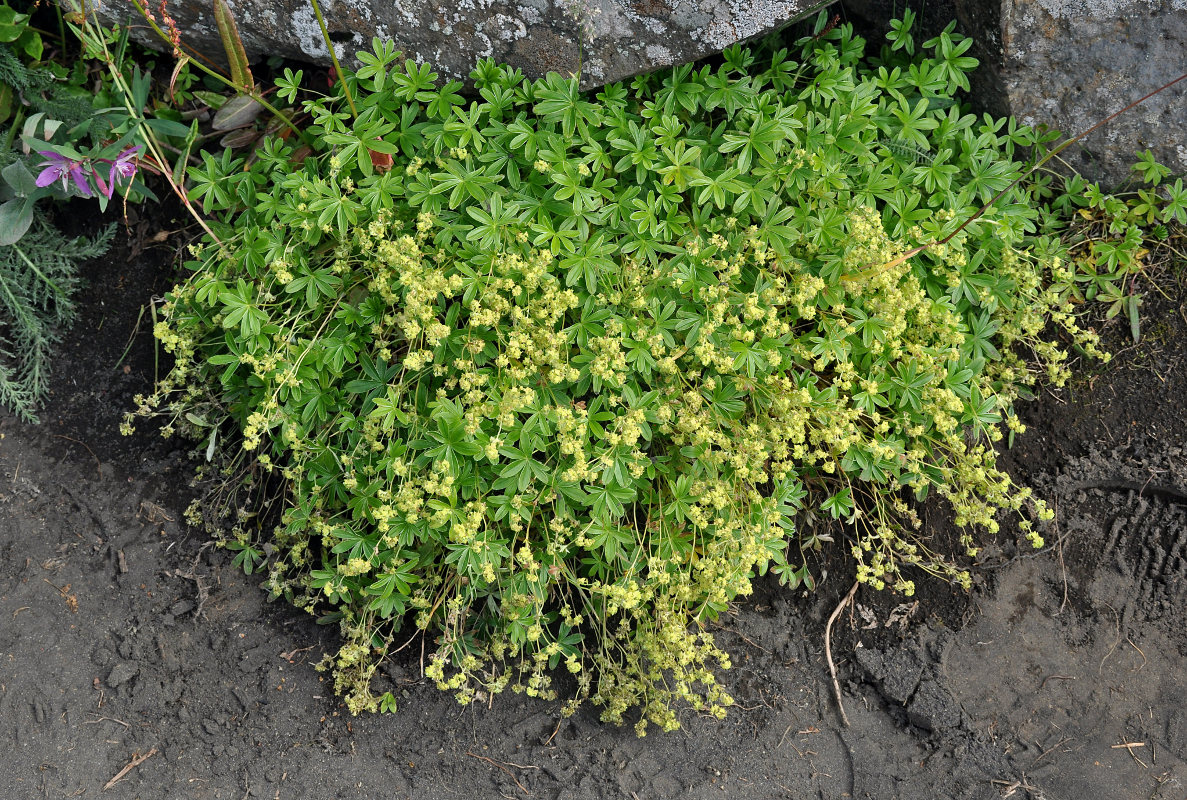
136 16 1128 731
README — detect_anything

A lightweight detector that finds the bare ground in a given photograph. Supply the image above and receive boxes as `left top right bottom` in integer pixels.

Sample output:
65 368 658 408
2 211 1186 800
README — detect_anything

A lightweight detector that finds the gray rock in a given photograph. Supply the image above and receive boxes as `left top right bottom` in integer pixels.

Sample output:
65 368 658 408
999 0 1186 187
88 0 1182 185
88 0 823 87
846 0 1187 186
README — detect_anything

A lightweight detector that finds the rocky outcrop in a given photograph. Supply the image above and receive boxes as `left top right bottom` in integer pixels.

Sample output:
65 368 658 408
1000 0 1185 187
846 0 1187 187
91 0 1183 185
90 0 823 87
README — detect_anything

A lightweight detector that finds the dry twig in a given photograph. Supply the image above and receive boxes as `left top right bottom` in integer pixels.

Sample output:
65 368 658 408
103 747 158 791
991 776 1041 798
1126 637 1147 671
1112 740 1148 768
825 580 859 727
84 715 129 728
52 434 101 471
465 751 535 796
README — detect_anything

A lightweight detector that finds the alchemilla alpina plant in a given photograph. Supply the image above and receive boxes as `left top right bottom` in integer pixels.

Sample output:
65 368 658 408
130 14 1148 732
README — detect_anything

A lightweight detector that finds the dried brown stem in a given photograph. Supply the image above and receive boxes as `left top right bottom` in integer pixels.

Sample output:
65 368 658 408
825 580 860 727
103 747 158 791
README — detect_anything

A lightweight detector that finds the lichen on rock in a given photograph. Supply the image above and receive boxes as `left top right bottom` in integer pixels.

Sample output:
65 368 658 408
92 0 823 87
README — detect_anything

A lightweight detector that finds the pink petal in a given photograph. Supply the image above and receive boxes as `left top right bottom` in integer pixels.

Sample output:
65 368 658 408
69 166 93 197
35 165 63 188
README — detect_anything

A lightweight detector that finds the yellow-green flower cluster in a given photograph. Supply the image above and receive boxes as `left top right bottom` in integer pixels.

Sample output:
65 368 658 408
131 16 1136 734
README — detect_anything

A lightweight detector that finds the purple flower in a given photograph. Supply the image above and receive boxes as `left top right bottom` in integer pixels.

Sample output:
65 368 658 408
96 146 142 199
110 146 141 180
35 151 93 197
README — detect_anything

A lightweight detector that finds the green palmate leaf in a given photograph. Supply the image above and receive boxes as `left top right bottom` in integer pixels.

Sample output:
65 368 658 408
218 278 268 337
534 72 602 139
465 191 516 250
561 233 615 294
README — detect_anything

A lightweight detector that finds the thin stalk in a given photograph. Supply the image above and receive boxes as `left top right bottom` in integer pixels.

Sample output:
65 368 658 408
1 106 23 151
309 0 358 119
65 13 220 241
124 0 313 149
55 2 67 56
181 56 310 147
67 4 262 244
843 70 1187 282
149 298 159 384
103 60 223 243
12 243 65 299
112 302 146 371
24 24 60 39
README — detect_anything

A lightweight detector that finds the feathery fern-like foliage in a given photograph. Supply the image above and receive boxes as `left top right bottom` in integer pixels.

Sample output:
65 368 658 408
0 216 113 422
0 43 94 131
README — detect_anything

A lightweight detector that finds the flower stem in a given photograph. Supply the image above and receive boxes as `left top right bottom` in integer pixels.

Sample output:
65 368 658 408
124 0 314 149
309 0 359 119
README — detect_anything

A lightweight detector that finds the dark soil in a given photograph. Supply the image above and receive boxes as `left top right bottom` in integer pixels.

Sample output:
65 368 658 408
2 209 1186 800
